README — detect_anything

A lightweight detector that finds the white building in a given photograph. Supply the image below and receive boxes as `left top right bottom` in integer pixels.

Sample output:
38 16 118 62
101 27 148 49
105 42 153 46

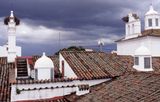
117 5 160 57
9 4 160 102
1 11 21 63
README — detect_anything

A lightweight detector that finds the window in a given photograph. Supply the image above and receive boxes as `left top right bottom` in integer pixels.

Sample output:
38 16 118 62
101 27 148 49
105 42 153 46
62 60 64 77
50 68 53 79
35 69 38 80
148 19 152 27
144 57 151 68
132 24 134 34
134 57 139 65
156 18 159 26
128 25 130 34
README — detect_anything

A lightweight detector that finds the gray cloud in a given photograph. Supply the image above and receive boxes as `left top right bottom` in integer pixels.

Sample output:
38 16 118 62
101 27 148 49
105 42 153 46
0 0 159 55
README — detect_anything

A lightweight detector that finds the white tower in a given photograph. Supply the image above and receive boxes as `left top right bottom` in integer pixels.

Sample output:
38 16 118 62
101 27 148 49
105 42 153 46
123 13 141 39
145 5 160 30
4 11 21 63
8 11 17 62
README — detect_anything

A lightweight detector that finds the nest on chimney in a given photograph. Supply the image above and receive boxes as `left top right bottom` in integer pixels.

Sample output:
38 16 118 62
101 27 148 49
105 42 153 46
4 16 20 25
122 13 139 22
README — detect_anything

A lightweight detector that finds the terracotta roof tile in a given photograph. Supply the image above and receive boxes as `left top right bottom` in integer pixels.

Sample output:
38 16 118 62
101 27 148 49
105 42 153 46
61 51 132 79
16 96 70 102
141 29 160 36
0 58 11 102
12 78 77 84
116 29 160 42
70 72 160 102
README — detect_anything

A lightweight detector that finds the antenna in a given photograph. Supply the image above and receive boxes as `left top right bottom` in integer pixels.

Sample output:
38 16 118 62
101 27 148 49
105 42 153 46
98 39 104 52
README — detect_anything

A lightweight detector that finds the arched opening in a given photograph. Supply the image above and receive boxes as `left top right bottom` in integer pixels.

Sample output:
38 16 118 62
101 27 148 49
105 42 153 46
128 25 130 34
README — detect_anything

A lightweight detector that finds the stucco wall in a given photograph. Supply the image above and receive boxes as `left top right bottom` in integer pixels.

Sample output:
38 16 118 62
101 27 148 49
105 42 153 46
59 53 77 78
117 36 160 56
11 78 110 101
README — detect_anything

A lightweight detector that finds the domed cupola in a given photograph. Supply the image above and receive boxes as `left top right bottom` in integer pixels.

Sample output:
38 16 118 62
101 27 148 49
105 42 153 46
133 45 153 71
145 5 158 15
34 52 54 80
145 4 160 30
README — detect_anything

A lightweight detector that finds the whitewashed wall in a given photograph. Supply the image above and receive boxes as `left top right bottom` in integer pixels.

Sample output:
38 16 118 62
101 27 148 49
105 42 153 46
37 69 51 80
117 36 160 56
59 53 77 78
11 78 110 101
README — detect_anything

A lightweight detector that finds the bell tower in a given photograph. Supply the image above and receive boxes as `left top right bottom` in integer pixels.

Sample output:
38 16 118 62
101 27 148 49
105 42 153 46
122 13 141 39
145 4 160 30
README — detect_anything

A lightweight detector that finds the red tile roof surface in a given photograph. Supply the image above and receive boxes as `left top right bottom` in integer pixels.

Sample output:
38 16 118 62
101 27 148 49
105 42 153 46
1 51 160 101
16 96 69 102
61 51 133 79
116 29 160 42
69 72 160 102
0 57 11 102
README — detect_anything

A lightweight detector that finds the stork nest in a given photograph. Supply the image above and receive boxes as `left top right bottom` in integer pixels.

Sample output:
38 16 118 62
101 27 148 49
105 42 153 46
122 14 139 22
4 16 20 25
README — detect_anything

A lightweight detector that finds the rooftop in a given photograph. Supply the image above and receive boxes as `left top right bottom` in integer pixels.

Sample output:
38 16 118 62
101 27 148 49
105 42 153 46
1 51 160 101
61 51 133 79
67 72 160 102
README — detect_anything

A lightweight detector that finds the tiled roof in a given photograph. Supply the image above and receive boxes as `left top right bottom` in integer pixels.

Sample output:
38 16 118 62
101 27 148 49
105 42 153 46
0 57 11 102
141 29 160 36
16 96 70 102
116 29 160 42
70 72 160 102
12 78 77 84
152 57 160 73
61 51 133 79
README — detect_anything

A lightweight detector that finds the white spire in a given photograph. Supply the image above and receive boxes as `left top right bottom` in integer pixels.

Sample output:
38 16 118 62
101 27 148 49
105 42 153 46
43 52 46 56
10 11 14 18
150 4 153 10
145 4 158 15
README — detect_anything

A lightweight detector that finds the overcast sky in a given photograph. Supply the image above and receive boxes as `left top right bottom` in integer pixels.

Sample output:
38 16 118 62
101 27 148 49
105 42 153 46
0 0 159 56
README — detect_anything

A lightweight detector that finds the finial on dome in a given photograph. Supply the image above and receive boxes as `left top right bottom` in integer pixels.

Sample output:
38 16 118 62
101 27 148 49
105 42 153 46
10 11 14 18
42 52 46 56
149 4 154 11
145 3 158 15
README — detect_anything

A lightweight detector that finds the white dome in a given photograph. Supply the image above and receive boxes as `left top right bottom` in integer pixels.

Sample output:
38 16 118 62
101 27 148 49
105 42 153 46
35 52 54 68
135 46 150 56
145 5 158 15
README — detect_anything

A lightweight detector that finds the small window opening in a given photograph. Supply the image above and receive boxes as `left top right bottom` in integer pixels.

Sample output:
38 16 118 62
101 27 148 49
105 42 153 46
144 57 151 68
148 19 152 27
134 57 139 65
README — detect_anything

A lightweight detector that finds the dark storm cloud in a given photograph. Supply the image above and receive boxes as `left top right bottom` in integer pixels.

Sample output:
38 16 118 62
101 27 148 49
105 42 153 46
0 0 158 55
0 0 135 28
